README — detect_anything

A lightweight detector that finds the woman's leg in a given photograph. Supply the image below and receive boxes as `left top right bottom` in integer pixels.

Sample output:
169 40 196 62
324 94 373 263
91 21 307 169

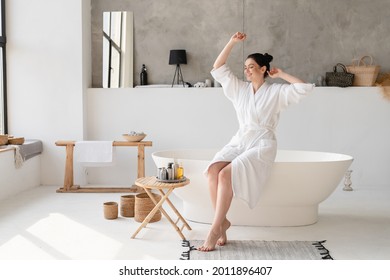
207 162 230 210
199 163 233 251
207 162 232 246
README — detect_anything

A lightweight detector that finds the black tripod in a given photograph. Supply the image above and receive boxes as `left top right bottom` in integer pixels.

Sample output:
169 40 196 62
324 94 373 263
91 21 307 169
171 64 185 87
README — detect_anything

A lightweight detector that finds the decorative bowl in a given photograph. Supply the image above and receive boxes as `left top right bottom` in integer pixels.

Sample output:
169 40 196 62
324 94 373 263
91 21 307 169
122 134 146 142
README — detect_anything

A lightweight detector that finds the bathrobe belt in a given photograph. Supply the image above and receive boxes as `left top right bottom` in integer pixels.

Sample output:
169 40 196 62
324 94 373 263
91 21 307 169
241 124 276 133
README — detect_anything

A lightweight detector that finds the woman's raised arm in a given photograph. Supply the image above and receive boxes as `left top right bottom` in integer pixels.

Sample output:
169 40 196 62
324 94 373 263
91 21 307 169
213 32 246 70
268 67 305 84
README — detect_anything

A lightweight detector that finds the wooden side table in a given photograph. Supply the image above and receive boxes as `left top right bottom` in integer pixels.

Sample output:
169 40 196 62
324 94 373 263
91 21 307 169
131 176 192 240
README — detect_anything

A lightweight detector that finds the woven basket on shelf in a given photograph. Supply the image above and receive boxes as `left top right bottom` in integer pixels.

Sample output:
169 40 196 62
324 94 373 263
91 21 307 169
120 195 135 217
346 56 380 86
135 193 161 223
0 135 8 145
8 137 25 145
376 73 390 101
380 86 390 100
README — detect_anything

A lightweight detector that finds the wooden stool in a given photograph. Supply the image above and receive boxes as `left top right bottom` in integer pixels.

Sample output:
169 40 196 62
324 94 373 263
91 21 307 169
131 176 192 240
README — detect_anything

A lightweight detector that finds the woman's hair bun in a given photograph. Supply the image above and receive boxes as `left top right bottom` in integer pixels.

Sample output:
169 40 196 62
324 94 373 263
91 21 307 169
246 52 273 77
264 53 273 63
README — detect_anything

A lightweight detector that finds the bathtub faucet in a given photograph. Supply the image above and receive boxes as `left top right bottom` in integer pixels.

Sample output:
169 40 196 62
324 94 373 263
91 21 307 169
343 170 353 191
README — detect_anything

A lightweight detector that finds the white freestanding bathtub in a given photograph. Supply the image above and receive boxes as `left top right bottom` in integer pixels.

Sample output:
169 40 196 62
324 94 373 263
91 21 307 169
152 149 353 226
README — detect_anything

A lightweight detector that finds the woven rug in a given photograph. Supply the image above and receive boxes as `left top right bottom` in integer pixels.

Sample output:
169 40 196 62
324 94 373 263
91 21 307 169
181 240 333 260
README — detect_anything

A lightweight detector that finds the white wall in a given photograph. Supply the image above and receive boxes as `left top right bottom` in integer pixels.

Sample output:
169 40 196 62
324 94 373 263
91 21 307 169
0 150 40 200
7 0 90 185
86 87 390 189
85 88 237 186
277 87 390 188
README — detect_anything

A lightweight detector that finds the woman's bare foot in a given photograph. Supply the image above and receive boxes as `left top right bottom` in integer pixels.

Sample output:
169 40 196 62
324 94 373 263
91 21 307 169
198 228 221 252
217 219 231 246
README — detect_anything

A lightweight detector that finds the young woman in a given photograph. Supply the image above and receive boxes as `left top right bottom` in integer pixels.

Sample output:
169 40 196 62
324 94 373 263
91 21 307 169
199 32 314 252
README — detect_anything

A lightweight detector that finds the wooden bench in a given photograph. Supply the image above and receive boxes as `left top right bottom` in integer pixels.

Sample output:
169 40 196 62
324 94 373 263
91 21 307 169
55 140 152 193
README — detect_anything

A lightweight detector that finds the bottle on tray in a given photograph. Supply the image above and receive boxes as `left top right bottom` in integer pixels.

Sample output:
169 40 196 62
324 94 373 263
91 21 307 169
157 162 184 181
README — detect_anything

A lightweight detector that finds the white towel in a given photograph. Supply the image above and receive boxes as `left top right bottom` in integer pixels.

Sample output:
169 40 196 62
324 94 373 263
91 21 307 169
5 145 24 169
74 141 115 167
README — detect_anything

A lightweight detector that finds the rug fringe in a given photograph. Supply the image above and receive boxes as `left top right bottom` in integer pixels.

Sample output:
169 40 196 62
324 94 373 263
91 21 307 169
180 240 196 260
312 240 333 260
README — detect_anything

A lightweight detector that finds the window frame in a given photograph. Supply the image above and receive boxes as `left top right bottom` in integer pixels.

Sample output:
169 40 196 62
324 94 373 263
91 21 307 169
0 0 7 134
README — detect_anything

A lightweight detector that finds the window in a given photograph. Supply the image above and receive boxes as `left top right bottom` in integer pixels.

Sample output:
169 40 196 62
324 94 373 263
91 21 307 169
102 11 123 88
0 0 7 134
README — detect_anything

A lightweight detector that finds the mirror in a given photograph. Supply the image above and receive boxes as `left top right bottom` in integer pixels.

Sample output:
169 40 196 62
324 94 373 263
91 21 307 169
102 11 133 88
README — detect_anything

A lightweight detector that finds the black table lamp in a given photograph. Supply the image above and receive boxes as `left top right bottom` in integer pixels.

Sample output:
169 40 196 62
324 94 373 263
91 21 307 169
169 49 187 87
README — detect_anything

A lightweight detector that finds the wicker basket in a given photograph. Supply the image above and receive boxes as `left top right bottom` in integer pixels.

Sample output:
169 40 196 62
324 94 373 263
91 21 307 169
120 195 135 217
376 73 390 101
135 193 161 223
8 137 25 145
346 56 380 86
103 201 118 219
379 86 390 101
0 135 8 145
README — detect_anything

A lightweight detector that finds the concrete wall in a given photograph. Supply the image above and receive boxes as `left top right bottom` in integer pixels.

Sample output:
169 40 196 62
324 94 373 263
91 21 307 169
91 0 390 87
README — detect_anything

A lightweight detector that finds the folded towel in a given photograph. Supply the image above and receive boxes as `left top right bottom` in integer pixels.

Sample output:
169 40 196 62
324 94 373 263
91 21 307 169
74 141 115 166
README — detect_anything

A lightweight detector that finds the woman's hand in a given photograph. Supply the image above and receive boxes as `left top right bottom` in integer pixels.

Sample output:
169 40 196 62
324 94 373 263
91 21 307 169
267 68 284 79
230 32 246 43
213 32 246 69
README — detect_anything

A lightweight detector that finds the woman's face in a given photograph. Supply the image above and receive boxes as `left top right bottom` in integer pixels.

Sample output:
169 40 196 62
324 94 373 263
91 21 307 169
244 58 266 81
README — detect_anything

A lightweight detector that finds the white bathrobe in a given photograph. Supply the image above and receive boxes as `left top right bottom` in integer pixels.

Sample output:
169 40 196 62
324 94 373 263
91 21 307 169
207 64 314 209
